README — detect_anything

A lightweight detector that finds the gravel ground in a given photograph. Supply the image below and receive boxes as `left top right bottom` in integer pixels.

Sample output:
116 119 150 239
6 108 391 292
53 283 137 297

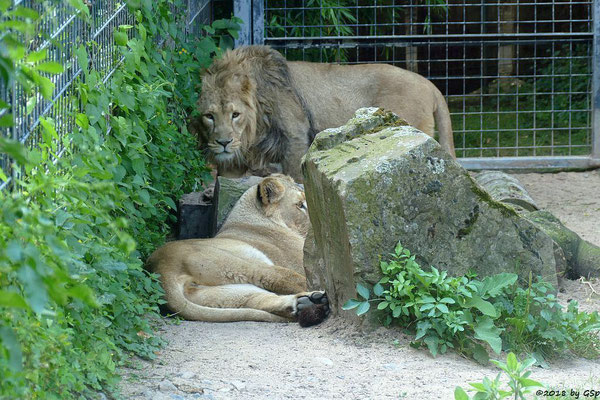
120 170 600 400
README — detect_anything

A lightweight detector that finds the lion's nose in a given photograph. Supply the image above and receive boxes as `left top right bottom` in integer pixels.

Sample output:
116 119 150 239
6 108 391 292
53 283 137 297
216 139 233 148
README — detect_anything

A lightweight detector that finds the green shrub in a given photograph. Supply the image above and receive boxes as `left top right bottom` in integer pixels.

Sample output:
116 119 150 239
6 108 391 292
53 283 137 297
454 352 543 400
0 0 239 397
343 242 600 363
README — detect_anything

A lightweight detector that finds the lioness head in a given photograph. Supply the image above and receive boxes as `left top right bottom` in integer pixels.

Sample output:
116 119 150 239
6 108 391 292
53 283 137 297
256 174 309 237
197 65 258 168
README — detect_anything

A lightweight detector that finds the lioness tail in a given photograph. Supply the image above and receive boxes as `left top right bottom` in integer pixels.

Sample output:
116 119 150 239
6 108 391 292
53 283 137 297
433 88 456 158
162 278 289 323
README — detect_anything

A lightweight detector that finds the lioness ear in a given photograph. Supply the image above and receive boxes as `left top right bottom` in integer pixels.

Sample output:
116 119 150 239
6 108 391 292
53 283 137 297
257 177 285 205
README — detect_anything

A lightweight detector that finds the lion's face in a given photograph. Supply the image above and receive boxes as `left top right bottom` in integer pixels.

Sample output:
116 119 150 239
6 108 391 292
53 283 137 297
257 175 310 237
197 73 257 166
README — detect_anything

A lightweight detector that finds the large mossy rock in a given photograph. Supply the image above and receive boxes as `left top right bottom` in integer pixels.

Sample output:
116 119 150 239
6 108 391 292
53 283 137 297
524 211 600 279
474 171 600 279
302 108 558 314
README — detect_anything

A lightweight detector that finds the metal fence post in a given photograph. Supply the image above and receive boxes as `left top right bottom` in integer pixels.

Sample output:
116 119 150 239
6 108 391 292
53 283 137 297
234 0 252 46
593 0 600 162
252 0 264 45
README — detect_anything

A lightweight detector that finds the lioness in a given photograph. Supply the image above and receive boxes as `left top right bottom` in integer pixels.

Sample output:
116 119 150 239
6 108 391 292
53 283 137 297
147 174 329 326
197 45 455 182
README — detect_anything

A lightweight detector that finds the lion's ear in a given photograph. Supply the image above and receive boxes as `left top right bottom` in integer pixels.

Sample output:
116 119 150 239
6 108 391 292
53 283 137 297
257 177 285 205
240 75 252 95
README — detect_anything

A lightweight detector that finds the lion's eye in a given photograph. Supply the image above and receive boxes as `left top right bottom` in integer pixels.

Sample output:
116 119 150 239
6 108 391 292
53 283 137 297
297 201 306 210
232 112 240 119
204 114 214 121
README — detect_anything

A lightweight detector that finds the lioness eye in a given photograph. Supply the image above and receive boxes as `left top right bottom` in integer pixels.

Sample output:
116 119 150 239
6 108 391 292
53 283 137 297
204 114 214 121
297 201 306 210
232 112 240 119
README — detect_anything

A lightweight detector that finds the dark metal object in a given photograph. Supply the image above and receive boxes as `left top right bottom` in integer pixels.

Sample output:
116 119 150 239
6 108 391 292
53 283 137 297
177 179 219 240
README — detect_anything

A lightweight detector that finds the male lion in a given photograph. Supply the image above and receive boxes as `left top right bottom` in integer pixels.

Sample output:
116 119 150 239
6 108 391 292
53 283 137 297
197 45 455 182
147 174 329 326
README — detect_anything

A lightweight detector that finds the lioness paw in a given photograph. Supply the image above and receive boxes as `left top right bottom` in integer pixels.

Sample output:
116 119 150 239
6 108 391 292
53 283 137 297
296 292 330 328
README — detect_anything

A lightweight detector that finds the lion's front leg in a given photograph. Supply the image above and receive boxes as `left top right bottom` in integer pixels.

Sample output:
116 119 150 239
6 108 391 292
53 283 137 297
186 284 330 326
241 289 330 325
281 133 310 183
249 264 308 294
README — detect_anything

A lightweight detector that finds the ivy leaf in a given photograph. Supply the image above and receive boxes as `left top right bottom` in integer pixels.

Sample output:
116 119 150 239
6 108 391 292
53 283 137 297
6 240 23 262
373 283 384 296
25 49 48 63
476 273 518 297
464 295 498 318
473 316 502 354
163 196 177 210
454 387 469 400
436 303 449 313
0 0 10 12
17 265 48 314
35 61 64 74
519 378 543 388
341 299 361 310
415 320 432 340
0 136 30 165
0 327 23 372
0 112 12 127
471 343 490 365
356 301 370 316
356 283 370 300
0 291 29 309
423 335 439 357
34 74 55 99
114 31 128 46
67 0 90 19
75 45 89 75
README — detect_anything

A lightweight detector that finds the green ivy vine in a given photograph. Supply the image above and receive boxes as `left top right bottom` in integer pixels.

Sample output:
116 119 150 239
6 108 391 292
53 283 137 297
0 0 239 397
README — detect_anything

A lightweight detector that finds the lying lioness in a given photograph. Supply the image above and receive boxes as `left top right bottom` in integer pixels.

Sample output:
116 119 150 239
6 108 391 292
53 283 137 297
147 174 329 326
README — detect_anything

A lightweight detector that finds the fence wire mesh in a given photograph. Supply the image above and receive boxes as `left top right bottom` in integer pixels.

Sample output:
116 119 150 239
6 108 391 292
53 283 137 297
258 0 597 164
0 0 213 190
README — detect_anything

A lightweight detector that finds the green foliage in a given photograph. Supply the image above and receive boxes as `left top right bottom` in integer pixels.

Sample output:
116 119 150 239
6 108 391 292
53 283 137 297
343 242 600 363
454 352 544 400
453 45 591 157
0 1 239 397
266 0 447 62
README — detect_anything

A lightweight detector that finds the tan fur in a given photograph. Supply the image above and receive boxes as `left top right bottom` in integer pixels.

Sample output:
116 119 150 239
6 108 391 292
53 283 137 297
147 175 326 323
196 46 456 182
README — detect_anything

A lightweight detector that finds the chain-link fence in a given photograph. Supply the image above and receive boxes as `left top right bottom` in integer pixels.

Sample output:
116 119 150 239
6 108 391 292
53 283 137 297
235 0 600 170
0 0 213 191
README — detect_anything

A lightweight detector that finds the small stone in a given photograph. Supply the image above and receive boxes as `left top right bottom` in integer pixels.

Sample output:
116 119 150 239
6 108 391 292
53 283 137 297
158 380 178 393
178 370 196 380
169 395 185 400
230 380 247 391
314 356 334 366
382 363 402 371
192 395 216 400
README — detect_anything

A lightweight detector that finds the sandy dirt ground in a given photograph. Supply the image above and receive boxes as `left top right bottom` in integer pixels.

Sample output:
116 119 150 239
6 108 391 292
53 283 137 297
120 170 600 400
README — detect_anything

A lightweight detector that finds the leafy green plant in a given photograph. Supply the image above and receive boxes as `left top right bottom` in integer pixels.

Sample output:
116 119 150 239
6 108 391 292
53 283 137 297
0 0 239 397
452 44 591 157
343 242 600 363
454 352 543 400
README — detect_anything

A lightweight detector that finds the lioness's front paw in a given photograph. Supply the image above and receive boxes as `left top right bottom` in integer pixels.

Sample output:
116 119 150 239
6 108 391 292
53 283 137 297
296 292 330 327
